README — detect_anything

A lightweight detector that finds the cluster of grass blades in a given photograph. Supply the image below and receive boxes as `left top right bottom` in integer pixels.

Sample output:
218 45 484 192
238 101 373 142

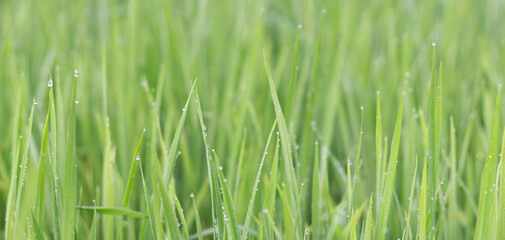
2 0 505 239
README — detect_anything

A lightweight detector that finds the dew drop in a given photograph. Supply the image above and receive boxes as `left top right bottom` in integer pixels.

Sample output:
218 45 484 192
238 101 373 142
190 193 194 198
74 69 79 78
432 42 436 47
297 24 302 29
48 79 53 87
75 100 79 104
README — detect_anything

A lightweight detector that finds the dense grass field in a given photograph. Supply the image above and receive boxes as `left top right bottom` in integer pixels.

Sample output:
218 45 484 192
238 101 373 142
2 0 505 239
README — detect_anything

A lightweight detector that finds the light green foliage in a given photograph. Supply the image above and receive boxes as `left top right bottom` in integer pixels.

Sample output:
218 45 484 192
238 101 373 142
1 0 505 239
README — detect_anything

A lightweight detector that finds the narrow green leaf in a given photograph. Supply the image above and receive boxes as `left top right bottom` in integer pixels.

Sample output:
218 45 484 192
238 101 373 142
62 72 78 240
475 87 501 240
191 194 203 240
377 93 404 240
498 129 505 240
376 91 383 222
13 100 35 239
35 96 50 231
263 49 299 236
123 129 146 207
76 206 146 218
138 159 158 239
163 79 197 184
419 157 428 240
363 194 374 240
89 201 97 240
213 151 240 240
264 133 280 240
241 120 277 240
311 141 321 240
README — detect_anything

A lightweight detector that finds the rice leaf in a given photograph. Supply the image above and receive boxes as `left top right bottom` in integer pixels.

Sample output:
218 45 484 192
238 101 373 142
377 93 404 240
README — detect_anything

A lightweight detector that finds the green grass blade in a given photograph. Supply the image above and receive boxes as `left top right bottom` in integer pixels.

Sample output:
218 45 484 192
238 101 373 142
153 157 181 240
448 117 459 240
173 192 190 239
363 194 374 240
377 93 404 240
12 100 35 239
241 120 277 240
163 79 197 184
31 211 45 240
285 24 302 121
35 98 50 231
191 194 203 240
213 151 240 240
376 91 383 222
474 87 501 240
427 46 438 235
89 201 97 240
4 76 24 240
499 128 505 240
62 71 78 240
419 157 428 240
48 83 61 240
402 156 418 240
194 89 224 239
264 133 280 240
76 206 146 218
311 140 321 240
123 129 146 207
263 49 299 236
138 158 158 239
